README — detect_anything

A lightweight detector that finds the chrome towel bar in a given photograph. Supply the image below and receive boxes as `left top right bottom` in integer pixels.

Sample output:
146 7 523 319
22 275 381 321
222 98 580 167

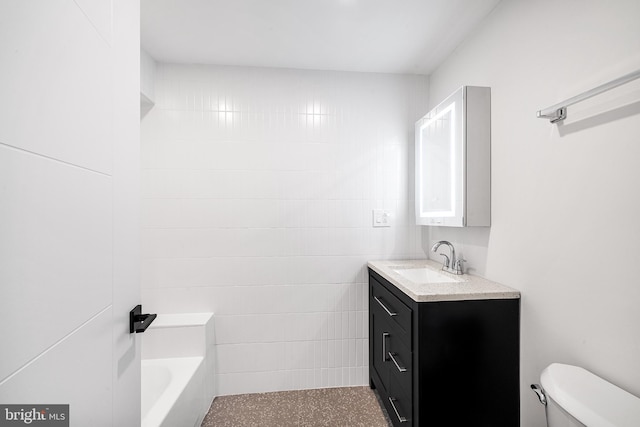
537 69 640 123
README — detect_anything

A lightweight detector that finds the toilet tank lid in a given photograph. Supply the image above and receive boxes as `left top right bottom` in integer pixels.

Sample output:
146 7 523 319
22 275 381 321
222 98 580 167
541 363 640 427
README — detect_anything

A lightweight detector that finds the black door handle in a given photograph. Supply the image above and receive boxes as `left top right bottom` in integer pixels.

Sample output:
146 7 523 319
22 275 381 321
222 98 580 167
129 305 157 333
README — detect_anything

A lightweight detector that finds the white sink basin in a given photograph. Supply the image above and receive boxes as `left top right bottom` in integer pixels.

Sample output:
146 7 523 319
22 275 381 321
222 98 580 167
392 267 464 284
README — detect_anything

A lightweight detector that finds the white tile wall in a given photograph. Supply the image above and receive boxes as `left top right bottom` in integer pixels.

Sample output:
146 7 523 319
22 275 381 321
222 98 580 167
0 146 112 382
141 64 428 395
0 0 114 175
1 2 140 424
0 307 113 424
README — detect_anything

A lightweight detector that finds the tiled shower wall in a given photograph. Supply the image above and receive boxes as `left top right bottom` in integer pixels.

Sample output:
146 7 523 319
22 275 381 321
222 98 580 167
141 64 428 395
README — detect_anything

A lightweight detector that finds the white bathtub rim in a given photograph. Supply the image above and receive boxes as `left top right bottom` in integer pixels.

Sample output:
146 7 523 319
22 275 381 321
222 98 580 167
141 357 204 427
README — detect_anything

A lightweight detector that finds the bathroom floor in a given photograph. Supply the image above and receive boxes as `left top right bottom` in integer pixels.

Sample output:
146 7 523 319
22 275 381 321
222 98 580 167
201 386 392 427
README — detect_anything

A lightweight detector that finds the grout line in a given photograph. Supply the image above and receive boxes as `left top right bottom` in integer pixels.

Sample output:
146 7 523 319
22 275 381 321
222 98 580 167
72 0 112 47
0 141 111 178
0 305 112 386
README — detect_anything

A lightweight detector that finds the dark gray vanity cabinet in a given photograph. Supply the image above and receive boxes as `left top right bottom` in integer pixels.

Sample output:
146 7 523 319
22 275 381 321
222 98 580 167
369 269 520 427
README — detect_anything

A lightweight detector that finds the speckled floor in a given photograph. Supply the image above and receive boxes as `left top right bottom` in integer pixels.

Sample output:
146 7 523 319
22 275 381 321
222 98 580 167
201 386 392 427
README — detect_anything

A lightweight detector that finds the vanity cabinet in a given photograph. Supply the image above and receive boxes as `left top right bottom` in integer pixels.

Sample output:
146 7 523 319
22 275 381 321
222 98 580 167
415 86 491 227
369 269 520 427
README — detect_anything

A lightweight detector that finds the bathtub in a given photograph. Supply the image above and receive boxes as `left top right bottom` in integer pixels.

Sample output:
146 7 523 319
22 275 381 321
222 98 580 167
141 357 204 427
141 313 215 427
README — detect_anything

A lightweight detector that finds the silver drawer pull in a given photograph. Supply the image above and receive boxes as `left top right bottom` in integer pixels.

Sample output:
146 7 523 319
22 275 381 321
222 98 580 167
388 397 407 423
382 332 389 362
388 352 407 372
374 296 397 317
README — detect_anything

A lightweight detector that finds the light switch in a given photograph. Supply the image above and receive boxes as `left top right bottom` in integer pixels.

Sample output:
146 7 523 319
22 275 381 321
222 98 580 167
372 209 391 227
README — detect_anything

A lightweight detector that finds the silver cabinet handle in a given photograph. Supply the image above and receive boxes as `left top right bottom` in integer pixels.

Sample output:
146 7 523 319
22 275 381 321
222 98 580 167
382 332 389 362
388 397 407 423
374 296 397 317
388 352 407 372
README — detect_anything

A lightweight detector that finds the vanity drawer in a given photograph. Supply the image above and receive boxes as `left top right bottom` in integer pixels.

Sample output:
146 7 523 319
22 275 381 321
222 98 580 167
370 276 412 349
387 336 412 395
387 373 413 426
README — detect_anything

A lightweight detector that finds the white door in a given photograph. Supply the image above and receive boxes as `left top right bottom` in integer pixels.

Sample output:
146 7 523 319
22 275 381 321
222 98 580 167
0 1 140 426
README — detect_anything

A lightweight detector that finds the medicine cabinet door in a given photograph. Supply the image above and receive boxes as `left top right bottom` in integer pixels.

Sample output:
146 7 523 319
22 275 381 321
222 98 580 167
415 88 465 227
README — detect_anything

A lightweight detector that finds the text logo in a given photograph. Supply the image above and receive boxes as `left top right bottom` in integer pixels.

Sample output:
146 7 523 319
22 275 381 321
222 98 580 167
0 405 68 426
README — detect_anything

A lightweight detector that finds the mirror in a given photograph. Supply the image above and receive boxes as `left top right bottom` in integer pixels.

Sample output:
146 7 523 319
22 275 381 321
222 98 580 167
415 86 491 227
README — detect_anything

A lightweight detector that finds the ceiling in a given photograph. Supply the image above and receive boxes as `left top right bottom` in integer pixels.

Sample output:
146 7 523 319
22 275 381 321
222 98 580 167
141 0 501 75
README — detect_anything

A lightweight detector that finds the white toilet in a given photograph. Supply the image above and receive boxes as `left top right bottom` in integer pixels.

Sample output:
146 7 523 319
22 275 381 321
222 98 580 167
532 363 640 427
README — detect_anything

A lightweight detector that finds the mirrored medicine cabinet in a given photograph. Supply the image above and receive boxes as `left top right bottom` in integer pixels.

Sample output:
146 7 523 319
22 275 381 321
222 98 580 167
415 86 491 227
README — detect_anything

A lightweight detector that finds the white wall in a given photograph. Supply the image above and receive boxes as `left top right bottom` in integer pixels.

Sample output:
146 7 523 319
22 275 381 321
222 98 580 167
141 48 157 103
140 64 428 395
0 0 140 425
112 0 142 425
141 47 156 118
425 0 640 425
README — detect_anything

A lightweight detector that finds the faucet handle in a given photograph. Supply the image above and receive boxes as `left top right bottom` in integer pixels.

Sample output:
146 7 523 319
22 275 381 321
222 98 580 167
453 257 466 274
439 254 450 268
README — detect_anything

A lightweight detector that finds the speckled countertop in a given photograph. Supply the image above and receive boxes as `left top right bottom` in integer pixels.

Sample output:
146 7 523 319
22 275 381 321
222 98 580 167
368 259 520 302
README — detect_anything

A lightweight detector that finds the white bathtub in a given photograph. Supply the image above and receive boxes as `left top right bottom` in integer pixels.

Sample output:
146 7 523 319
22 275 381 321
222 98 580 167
141 357 204 427
141 313 215 427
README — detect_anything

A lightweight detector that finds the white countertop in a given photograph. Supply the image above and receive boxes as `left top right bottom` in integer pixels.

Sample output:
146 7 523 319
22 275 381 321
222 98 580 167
368 259 520 302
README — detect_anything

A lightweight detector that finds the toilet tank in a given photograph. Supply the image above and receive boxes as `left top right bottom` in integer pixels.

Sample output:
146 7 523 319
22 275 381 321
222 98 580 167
539 363 640 427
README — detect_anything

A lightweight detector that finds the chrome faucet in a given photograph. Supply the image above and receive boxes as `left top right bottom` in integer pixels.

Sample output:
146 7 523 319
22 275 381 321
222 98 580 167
431 240 465 275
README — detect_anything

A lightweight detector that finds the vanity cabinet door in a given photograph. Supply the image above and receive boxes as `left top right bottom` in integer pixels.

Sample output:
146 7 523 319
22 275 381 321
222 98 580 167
414 299 520 427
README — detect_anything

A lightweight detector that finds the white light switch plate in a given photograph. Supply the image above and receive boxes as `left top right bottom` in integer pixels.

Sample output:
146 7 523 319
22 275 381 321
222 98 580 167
372 209 391 227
